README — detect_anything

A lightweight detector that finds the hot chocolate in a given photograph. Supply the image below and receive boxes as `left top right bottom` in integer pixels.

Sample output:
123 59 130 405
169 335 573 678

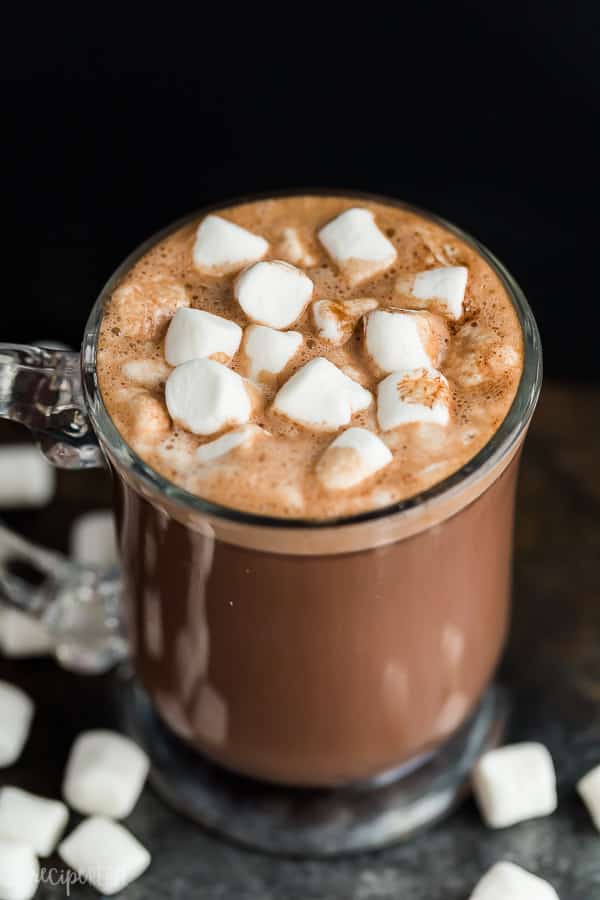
92 194 534 788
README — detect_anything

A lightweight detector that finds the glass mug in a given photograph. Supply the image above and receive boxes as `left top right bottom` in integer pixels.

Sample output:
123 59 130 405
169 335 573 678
0 193 542 855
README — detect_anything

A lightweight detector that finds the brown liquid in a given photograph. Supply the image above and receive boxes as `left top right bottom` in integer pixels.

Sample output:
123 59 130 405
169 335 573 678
97 195 523 519
115 451 519 786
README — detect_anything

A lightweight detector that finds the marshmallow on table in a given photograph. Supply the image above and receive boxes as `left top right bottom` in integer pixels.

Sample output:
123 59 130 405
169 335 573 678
59 817 150 896
365 309 438 373
312 298 378 345
63 730 150 819
273 358 372 431
165 358 251 436
197 424 267 464
401 265 468 320
234 260 313 329
277 227 317 267
192 214 269 275
164 307 243 366
577 763 600 830
377 367 451 431
0 787 68 857
472 742 557 828
318 208 396 286
0 609 52 658
69 510 118 569
243 325 303 380
0 681 34 768
469 861 559 900
0 840 38 900
0 445 55 508
122 358 171 388
316 428 392 491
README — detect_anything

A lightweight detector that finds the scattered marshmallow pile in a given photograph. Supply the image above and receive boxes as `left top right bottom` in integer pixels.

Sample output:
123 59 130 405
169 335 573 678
154 207 471 494
0 681 151 898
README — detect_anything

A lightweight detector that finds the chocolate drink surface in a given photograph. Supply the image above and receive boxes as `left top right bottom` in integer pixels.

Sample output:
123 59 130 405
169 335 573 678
97 195 523 519
97 194 529 786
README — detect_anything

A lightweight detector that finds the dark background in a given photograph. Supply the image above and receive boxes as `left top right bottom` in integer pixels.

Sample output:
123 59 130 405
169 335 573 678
3 4 598 379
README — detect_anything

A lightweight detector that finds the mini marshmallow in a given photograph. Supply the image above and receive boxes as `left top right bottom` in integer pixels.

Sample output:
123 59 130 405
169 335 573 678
0 787 69 857
316 428 392 491
406 265 468 319
192 215 268 275
469 861 559 900
111 277 189 340
365 309 434 373
164 307 243 366
0 445 55 508
0 839 38 900
197 424 267 464
577 763 600 830
273 358 372 431
0 681 34 768
120 390 171 447
234 260 313 329
243 325 303 380
69 510 118 569
318 208 396 285
377 367 451 431
58 817 150 896
165 358 251 436
277 227 318 267
0 609 52 658
312 298 378 345
63 730 150 820
473 742 557 828
122 358 171 388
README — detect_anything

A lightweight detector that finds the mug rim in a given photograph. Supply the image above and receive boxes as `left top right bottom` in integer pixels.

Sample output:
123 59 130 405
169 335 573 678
81 189 543 532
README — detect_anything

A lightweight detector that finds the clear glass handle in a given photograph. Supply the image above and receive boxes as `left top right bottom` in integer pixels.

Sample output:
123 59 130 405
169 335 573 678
0 343 103 468
0 343 128 673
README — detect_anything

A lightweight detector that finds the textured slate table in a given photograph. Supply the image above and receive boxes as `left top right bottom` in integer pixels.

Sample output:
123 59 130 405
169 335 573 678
1 382 600 899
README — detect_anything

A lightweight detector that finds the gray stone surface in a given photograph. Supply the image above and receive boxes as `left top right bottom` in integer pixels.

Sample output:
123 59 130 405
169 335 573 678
1 382 600 898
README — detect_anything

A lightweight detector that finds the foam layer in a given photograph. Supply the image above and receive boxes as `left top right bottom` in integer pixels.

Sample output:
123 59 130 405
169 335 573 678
97 195 524 519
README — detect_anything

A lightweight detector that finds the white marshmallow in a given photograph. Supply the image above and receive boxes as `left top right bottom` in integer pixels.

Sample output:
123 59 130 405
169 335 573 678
62 730 150 819
365 309 433 373
122 358 171 388
316 428 392 491
243 325 303 380
0 681 34 768
473 742 557 828
0 610 52 658
58 817 150 896
312 298 378 345
377 367 451 431
0 840 38 900
469 861 559 900
164 307 243 366
234 260 313 329
192 215 268 275
197 425 267 464
318 208 396 285
69 510 118 569
277 227 317 267
0 787 69 857
273 358 372 431
577 763 600 830
0 445 55 508
165 358 251 436
408 266 468 319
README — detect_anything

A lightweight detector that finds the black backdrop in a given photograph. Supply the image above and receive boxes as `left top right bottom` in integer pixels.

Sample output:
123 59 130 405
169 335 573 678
3 4 598 379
